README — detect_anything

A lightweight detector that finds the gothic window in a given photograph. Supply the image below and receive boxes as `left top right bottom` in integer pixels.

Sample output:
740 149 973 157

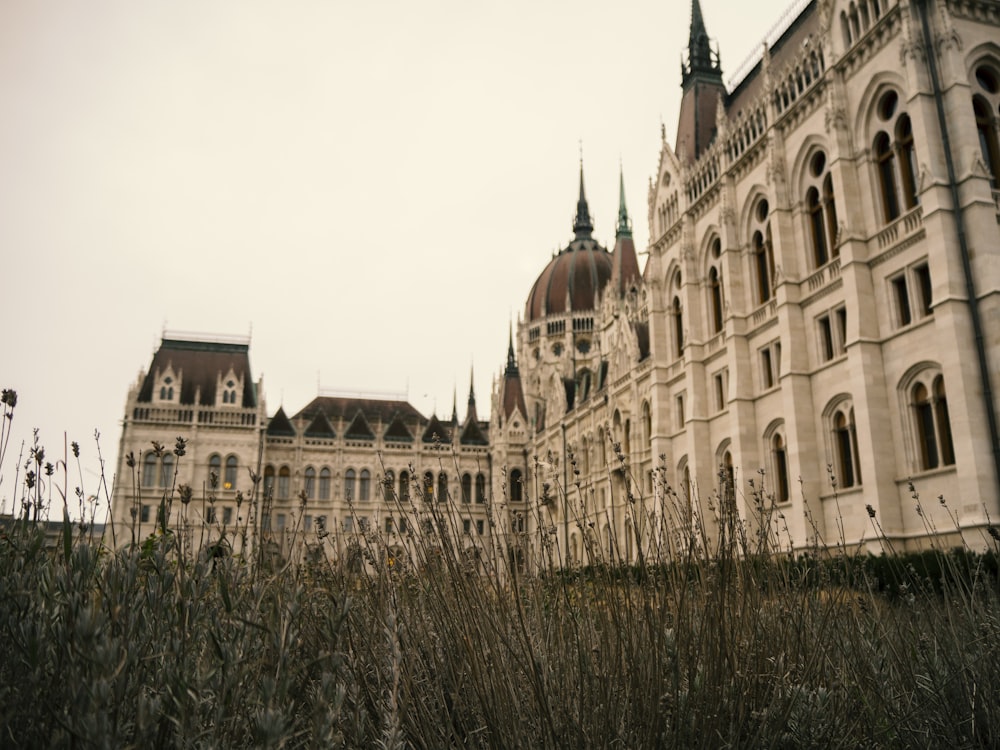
760 340 781 390
359 469 371 501
142 452 158 487
382 470 394 501
910 373 955 471
160 453 174 488
208 454 221 487
873 90 919 223
889 261 933 328
278 466 290 499
423 471 434 501
751 199 775 304
224 455 237 490
772 433 790 503
345 469 356 502
510 468 523 501
222 379 237 406
461 473 472 503
972 63 1000 188
642 401 652 449
475 473 486 503
672 296 684 356
817 305 847 363
304 467 316 500
831 406 861 489
399 470 410 502
805 151 838 267
707 238 725 334
264 465 275 497
437 472 448 503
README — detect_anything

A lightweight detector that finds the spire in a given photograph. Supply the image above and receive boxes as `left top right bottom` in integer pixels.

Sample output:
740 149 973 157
505 322 519 376
451 386 458 425
573 154 594 240
683 0 722 86
466 365 479 424
616 163 632 239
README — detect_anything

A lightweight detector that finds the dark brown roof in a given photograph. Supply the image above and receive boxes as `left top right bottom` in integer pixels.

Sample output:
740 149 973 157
138 338 256 407
344 411 376 441
611 235 642 298
267 407 296 436
526 239 613 322
304 411 336 438
500 371 527 422
384 413 414 442
422 415 452 443
460 419 489 446
294 396 424 425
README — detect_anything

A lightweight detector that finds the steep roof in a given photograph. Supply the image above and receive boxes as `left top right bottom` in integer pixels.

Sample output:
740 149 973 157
344 411 376 441
383 413 415 442
138 337 256 407
304 411 336 438
499 332 528 422
266 407 296 437
294 396 424 425
422 414 452 443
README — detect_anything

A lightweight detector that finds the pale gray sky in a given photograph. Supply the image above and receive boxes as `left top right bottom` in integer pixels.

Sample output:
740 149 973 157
1 0 793 508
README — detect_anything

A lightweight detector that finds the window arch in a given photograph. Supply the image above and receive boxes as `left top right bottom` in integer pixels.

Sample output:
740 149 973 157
382 470 394 501
461 473 472 503
475 473 486 503
278 466 290 499
750 199 775 304
142 452 158 487
706 237 725 334
437 472 448 503
804 151 838 267
422 471 434 501
872 90 919 223
972 62 1000 187
772 433 790 503
399 470 410 502
904 369 956 471
160 453 174 488
641 401 652 450
319 467 331 500
344 469 356 502
827 403 861 489
304 466 316 500
359 469 371 501
263 465 275 497
224 455 238 490
208 453 222 487
510 468 523 501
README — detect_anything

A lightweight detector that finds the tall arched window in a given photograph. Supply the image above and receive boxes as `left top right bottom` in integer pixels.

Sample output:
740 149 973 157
461 473 472 503
510 468 523 501
707 238 724 334
382 470 394 501
672 296 684 356
224 455 238 490
264 465 275 497
278 466 290 499
772 433 790 503
912 375 955 471
873 90 919 223
475 473 486 504
437 472 448 503
208 454 221 487
143 453 158 487
344 469 356 502
399 470 410 502
160 453 174 488
972 63 1000 187
304 467 316 500
804 151 839 268
359 469 371 501
832 408 861 488
750 199 774 303
422 471 434 502
319 467 331 500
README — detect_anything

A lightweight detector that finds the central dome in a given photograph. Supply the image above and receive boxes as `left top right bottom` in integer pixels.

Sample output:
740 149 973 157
524 166 614 322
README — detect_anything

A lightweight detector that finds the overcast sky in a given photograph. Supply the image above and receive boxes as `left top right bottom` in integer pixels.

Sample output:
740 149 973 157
1 0 795 510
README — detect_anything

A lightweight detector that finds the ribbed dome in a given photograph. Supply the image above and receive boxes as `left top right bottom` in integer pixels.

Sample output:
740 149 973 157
525 239 613 322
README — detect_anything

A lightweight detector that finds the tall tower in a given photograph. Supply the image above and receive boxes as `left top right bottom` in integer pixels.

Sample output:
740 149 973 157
675 0 726 163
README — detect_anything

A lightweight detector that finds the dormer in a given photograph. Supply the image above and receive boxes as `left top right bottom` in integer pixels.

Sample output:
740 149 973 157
216 367 244 407
155 365 180 404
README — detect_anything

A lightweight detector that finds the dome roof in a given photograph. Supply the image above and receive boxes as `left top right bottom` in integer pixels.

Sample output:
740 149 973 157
525 240 612 322
525 165 614 323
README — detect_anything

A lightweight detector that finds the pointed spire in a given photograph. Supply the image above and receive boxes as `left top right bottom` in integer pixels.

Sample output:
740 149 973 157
505 321 519 376
466 365 479 424
451 386 458 425
683 0 721 86
573 152 594 240
616 163 632 239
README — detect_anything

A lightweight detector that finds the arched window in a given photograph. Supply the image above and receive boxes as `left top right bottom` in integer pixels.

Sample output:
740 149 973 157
510 468 523 501
911 374 955 470
873 90 919 223
437 472 448 503
304 467 316 500
832 408 861 488
974 97 1000 188
642 401 652 450
143 452 158 487
319 467 331 500
399 470 410 502
707 238 725 334
359 469 371 501
672 296 684 356
224 455 238 490
382 470 394 501
278 466 290 499
461 473 472 503
160 453 174 488
264 465 275 497
804 150 839 268
750 200 774 303
772 433 790 503
422 471 434 502
344 469 356 502
208 454 221 487
475 473 486 503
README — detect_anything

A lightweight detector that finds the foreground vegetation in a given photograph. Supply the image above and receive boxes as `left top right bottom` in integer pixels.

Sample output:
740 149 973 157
2 391 1000 748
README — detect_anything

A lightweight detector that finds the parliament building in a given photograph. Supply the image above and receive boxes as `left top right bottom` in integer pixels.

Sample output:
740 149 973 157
111 0 1000 566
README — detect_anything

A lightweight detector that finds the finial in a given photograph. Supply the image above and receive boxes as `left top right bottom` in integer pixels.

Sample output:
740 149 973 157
573 151 594 240
616 163 632 238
